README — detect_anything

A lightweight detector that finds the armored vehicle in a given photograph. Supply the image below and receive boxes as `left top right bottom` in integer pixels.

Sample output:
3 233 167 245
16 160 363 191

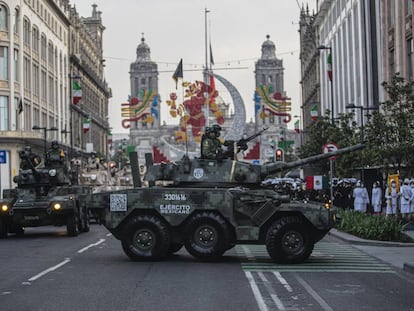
81 141 364 263
0 145 90 238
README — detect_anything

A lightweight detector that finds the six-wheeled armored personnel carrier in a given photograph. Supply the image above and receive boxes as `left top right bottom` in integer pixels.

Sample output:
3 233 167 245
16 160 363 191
81 143 364 263
0 146 91 237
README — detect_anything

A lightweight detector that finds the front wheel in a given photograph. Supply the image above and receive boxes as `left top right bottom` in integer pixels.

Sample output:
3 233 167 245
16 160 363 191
66 213 80 237
121 215 170 261
0 217 8 238
184 212 231 260
265 216 314 264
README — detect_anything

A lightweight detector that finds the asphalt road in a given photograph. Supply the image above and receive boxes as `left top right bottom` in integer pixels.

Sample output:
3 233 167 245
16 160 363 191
0 225 413 311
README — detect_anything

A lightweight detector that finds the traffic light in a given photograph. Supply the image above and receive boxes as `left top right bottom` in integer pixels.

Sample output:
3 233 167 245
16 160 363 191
275 148 284 161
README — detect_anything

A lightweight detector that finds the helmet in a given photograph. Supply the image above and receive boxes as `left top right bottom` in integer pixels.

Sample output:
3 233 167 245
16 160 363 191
51 140 59 148
212 124 222 132
404 178 410 184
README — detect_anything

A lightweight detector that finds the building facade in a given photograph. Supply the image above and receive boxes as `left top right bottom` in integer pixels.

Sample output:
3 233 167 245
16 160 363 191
0 1 110 196
314 0 382 126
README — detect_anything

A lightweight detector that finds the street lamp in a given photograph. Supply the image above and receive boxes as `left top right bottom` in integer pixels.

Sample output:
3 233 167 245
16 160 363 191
317 45 334 125
345 104 378 183
32 125 59 156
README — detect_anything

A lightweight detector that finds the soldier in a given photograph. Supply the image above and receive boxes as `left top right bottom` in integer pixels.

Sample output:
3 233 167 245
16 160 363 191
371 181 382 215
352 180 369 213
385 179 398 217
400 178 412 222
19 146 41 170
45 140 65 167
201 124 224 160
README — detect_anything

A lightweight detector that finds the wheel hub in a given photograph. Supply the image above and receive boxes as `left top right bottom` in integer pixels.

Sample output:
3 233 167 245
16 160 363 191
282 231 303 253
134 229 155 250
196 226 216 246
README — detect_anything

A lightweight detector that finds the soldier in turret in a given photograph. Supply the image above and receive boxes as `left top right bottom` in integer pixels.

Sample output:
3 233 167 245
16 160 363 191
45 141 65 167
201 124 224 160
19 146 41 170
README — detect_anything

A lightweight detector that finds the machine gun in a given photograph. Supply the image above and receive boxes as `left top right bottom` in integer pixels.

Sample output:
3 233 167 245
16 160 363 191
223 127 268 159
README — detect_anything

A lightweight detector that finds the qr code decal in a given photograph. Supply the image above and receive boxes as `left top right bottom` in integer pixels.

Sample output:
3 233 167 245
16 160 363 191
110 194 127 212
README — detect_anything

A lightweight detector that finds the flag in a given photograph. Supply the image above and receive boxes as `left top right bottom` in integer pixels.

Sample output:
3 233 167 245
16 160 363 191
294 119 300 133
72 81 82 105
107 130 113 145
83 117 90 133
210 43 214 66
17 99 23 114
327 53 332 81
310 105 318 122
172 58 183 89
306 175 329 190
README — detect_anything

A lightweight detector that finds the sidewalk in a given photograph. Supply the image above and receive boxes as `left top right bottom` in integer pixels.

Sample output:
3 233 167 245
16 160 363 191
329 228 414 275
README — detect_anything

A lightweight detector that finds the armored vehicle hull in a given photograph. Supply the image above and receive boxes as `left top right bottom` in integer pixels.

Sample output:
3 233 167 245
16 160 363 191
1 185 91 237
83 186 335 263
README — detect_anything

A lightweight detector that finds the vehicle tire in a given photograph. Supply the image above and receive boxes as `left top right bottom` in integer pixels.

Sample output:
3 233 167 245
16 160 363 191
121 215 170 261
168 243 183 255
67 212 80 237
80 207 90 233
11 225 24 236
0 217 8 238
265 216 314 264
184 211 231 260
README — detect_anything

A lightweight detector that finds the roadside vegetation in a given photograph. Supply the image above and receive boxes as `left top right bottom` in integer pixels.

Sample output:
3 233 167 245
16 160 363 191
335 209 413 242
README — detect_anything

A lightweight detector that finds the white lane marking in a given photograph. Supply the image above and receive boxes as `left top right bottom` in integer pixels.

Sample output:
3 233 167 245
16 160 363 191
273 272 293 292
1 291 12 295
258 272 286 310
106 233 112 237
28 258 71 282
242 245 256 261
77 239 106 254
295 274 333 311
245 271 268 311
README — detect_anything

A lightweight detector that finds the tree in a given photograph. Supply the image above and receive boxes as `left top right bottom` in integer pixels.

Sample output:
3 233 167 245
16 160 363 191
365 73 414 175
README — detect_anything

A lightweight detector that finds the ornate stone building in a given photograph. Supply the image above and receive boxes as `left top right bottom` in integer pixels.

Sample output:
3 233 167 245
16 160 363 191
0 1 110 195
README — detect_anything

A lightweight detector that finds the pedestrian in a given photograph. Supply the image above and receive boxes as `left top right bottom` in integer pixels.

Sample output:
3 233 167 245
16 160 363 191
385 179 398 217
410 179 414 222
352 180 369 213
400 178 413 222
371 181 382 215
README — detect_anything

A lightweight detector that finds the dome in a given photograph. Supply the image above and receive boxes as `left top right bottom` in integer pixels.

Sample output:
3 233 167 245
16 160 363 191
136 37 151 62
261 34 276 60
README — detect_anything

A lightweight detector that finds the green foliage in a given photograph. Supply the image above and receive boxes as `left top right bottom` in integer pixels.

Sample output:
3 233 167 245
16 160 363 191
335 209 411 242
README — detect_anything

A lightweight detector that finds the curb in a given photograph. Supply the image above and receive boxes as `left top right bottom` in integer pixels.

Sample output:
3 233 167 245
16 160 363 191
403 263 414 274
329 229 414 247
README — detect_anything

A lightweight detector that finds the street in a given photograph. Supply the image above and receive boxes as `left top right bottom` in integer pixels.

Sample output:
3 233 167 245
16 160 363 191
0 225 413 311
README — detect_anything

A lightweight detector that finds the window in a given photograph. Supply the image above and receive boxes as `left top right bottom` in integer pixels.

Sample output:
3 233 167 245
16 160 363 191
41 70 46 100
0 46 8 80
48 41 53 67
14 49 18 82
24 56 30 89
0 96 9 131
32 26 39 52
13 7 19 34
23 18 30 46
408 39 413 80
33 63 39 95
0 4 8 31
41 34 46 61
406 0 412 15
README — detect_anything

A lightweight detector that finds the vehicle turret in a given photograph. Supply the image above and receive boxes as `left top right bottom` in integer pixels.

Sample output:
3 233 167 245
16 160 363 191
143 144 365 187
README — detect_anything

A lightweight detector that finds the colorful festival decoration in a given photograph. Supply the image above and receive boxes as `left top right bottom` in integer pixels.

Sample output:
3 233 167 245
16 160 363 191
255 85 292 123
166 79 224 142
121 90 159 129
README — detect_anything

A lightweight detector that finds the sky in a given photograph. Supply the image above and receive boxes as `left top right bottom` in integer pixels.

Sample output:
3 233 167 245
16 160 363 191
72 0 317 134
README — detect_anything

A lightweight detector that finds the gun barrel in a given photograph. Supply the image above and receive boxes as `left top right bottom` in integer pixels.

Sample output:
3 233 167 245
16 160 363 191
261 144 365 178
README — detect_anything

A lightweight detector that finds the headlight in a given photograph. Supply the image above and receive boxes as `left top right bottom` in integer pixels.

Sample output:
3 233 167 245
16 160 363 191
49 169 57 177
1 204 9 212
53 203 61 210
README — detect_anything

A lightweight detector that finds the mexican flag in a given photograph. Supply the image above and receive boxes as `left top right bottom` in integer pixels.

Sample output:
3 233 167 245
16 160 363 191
310 105 318 122
306 175 329 190
83 117 90 133
72 81 82 105
327 53 332 81
294 119 300 133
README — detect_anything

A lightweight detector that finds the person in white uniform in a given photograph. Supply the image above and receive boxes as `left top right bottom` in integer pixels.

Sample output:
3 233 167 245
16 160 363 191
385 180 398 217
371 181 382 215
410 179 414 221
352 180 369 213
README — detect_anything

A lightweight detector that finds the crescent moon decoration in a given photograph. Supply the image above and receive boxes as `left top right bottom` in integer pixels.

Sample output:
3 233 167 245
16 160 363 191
121 90 157 129
256 85 292 123
213 73 246 141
